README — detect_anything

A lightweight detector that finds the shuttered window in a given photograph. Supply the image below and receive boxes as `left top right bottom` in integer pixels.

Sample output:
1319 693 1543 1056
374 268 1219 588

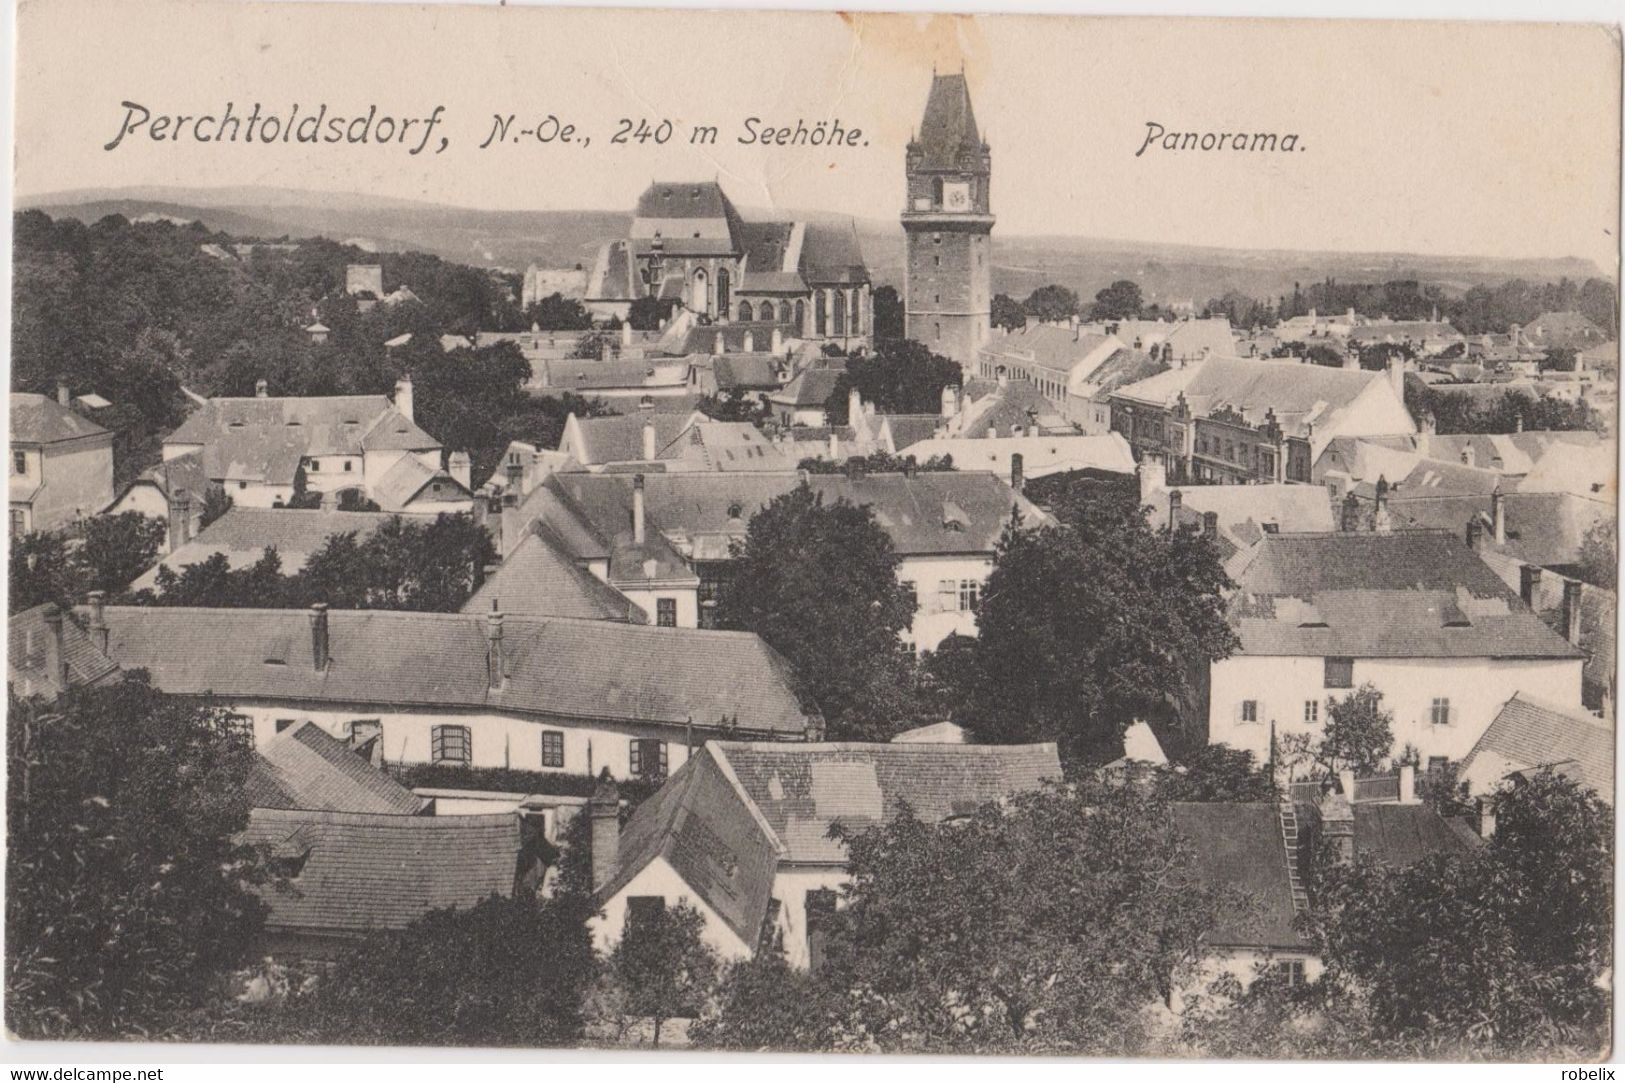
541 730 565 769
432 724 471 765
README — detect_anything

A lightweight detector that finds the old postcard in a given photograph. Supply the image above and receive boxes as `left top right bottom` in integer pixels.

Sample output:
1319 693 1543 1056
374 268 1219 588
5 0 1620 1064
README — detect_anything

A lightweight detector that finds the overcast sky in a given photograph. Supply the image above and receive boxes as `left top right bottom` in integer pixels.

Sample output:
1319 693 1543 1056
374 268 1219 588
14 1 1621 270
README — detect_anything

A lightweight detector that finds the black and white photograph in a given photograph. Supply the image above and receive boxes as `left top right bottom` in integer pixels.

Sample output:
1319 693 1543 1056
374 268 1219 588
3 0 1620 1067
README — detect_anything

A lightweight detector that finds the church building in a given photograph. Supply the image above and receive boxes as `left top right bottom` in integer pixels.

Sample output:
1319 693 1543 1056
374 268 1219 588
903 72 995 369
584 181 872 350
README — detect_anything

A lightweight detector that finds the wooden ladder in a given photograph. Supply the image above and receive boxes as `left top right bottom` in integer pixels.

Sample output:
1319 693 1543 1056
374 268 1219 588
1278 800 1310 913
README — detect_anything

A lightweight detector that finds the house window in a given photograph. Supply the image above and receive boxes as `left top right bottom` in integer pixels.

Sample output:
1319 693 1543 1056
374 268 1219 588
1430 698 1452 727
344 461 353 472
349 719 382 745
10 451 25 475
432 724 472 765
1324 657 1354 689
901 580 918 613
656 598 677 627
630 738 667 780
275 718 298 733
937 579 956 610
1303 700 1319 724
9 510 25 536
1427 756 1450 776
542 730 565 769
627 896 665 930
1273 959 1306 986
958 580 981 613
224 714 255 741
238 481 248 491
309 459 320 473
1239 700 1260 724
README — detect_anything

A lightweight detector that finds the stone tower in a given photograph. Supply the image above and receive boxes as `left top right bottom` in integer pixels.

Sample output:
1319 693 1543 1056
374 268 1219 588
902 71 994 369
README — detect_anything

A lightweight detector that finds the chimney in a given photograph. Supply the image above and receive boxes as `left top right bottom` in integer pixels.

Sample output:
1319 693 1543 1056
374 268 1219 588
986 426 997 439
1386 355 1404 400
1398 763 1417 804
309 603 330 671
1466 516 1484 551
621 323 632 347
848 387 862 424
632 473 646 544
504 460 523 494
1319 790 1356 865
1010 452 1024 493
1460 445 1475 468
41 606 69 689
448 450 472 490
1519 564 1543 609
1341 491 1361 532
1373 476 1391 534
170 488 193 548
1561 579 1583 644
486 607 506 690
1491 486 1506 545
1420 409 1436 437
642 420 657 461
742 332 754 353
599 339 612 363
86 591 108 653
56 379 70 407
394 374 414 422
255 379 269 398
1514 412 1525 434
1168 489 1183 531
589 770 621 892
941 384 958 420
1201 511 1218 540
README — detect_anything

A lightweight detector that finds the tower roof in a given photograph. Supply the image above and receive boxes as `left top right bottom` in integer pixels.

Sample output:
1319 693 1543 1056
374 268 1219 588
913 72 983 170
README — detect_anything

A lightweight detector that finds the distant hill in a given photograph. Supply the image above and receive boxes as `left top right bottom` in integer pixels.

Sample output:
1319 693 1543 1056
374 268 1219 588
21 185 1605 300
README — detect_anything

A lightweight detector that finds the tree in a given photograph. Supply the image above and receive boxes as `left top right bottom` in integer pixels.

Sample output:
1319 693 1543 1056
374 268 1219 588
1540 347 1578 373
198 486 234 531
696 390 771 423
1156 745 1275 802
1284 684 1393 778
607 902 718 1048
1305 344 1346 368
797 450 955 474
9 529 74 613
691 942 842 1052
6 677 267 1038
1577 518 1616 590
1306 769 1611 1055
825 338 961 424
716 484 920 740
77 512 167 595
1022 284 1080 323
803 782 1232 1053
871 284 905 341
1088 279 1143 321
526 292 594 331
240 894 597 1047
990 292 1026 332
627 295 677 332
950 477 1236 766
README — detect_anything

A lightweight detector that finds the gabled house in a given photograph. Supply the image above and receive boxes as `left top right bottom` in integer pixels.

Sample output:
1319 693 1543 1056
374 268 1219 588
10 390 115 534
1458 693 1613 806
587 740 1062 966
556 411 704 471
7 602 121 700
161 378 441 509
1206 530 1584 770
86 603 816 781
104 449 216 552
246 719 429 816
1137 460 1336 560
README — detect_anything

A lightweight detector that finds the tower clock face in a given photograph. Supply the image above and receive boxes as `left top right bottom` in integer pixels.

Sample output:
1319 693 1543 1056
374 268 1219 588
942 181 972 211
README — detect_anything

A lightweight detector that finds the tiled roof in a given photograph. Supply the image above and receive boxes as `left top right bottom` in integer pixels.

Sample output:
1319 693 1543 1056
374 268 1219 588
541 359 688 393
1228 531 1583 659
594 746 783 945
982 326 1118 380
770 369 843 409
713 740 1061 864
11 393 110 444
246 721 428 815
371 455 469 511
1459 693 1613 804
1163 319 1240 359
1524 311 1608 344
903 434 1136 479
568 413 696 466
712 354 782 391
125 449 210 504
1081 347 1167 398
738 221 795 275
879 414 943 452
1145 483 1336 550
89 606 814 736
462 525 646 623
164 396 437 484
129 507 417 592
242 808 520 935
1114 357 1391 436
1368 491 1611 571
537 473 698 585
1170 803 1307 951
659 422 800 473
7 604 121 699
913 72 982 171
1351 803 1482 866
797 220 869 286
634 180 741 223
957 380 1068 438
542 470 1049 559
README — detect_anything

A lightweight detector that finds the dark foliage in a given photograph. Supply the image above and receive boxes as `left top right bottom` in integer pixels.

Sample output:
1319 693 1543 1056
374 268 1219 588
825 339 961 424
871 284 905 341
796 451 955 474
